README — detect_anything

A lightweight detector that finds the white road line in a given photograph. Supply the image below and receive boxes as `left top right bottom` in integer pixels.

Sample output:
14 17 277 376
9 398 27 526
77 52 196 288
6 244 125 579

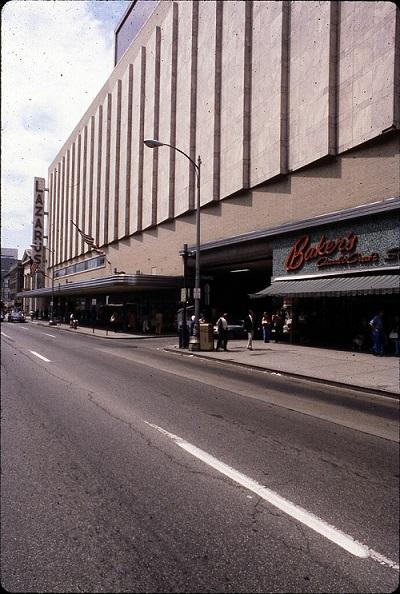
1 332 11 338
43 333 57 338
145 421 399 571
29 350 51 362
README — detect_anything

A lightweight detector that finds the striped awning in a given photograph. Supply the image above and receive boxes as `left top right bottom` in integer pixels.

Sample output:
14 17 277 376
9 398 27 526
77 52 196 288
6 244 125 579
251 274 400 298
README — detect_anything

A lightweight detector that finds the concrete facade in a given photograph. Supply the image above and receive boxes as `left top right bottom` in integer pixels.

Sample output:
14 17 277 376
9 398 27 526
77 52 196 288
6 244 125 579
46 0 399 285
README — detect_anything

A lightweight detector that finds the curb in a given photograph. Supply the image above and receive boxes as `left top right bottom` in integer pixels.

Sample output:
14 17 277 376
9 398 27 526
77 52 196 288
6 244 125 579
164 347 400 400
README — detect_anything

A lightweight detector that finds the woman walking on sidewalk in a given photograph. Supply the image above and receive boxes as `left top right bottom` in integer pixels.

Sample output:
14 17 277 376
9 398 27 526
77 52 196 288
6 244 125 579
261 312 272 343
244 310 255 350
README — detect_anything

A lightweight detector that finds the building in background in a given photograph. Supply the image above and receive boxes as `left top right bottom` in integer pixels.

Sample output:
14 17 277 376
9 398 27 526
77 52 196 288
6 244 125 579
1 248 18 309
20 249 35 315
20 0 399 348
1 247 18 278
6 260 24 309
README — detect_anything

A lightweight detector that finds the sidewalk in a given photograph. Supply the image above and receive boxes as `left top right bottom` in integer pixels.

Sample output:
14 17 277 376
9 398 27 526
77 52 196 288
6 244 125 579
31 320 164 340
166 340 400 397
32 321 399 396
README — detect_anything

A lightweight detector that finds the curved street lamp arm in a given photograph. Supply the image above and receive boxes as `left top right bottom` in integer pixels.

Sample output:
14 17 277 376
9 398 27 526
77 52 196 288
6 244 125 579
161 143 200 175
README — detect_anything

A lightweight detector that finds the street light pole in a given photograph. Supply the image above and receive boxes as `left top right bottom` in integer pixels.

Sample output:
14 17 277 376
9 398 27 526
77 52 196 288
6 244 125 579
144 139 202 350
43 245 55 325
193 154 202 350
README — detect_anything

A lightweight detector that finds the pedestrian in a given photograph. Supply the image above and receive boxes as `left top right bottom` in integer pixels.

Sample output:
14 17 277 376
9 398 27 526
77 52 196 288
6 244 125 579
127 311 136 331
388 315 399 356
261 311 272 343
69 312 75 328
244 309 255 350
216 312 229 351
369 310 385 356
178 311 190 348
155 311 163 335
272 310 284 343
142 315 149 333
110 311 120 333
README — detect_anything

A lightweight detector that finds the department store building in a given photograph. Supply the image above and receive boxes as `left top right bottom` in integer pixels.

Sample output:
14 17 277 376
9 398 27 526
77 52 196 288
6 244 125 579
21 0 400 348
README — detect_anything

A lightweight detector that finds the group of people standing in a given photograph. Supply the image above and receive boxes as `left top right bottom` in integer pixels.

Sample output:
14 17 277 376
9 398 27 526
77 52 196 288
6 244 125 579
369 311 400 357
243 309 288 350
216 308 399 356
215 309 288 352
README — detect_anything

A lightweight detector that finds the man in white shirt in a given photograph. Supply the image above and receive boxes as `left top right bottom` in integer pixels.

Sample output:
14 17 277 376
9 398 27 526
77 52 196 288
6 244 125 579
216 313 229 351
244 310 255 350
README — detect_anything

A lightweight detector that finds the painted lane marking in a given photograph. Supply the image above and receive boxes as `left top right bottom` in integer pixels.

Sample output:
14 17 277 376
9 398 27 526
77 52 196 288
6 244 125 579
29 350 51 363
43 333 57 338
145 422 399 571
1 332 11 338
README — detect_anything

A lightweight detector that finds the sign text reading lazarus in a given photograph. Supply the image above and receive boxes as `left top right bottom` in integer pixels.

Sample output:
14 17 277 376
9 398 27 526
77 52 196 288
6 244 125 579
32 177 45 267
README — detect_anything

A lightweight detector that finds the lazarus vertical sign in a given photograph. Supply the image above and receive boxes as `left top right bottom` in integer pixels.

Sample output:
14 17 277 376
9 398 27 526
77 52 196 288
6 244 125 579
32 177 45 269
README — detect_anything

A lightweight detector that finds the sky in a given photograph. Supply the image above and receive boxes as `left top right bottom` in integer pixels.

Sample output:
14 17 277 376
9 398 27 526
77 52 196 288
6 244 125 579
1 0 129 258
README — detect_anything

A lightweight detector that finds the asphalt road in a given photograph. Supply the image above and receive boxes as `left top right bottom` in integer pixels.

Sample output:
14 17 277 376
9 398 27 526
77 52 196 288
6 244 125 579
1 322 399 593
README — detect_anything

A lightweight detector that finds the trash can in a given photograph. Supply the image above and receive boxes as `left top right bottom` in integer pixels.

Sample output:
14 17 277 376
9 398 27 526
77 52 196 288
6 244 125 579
199 323 214 351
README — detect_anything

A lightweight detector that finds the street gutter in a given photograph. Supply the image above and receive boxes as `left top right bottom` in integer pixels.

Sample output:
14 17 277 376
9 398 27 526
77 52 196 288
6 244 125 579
163 347 400 401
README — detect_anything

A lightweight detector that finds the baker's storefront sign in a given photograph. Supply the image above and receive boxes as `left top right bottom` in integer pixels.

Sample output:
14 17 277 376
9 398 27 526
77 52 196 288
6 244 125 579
284 232 381 271
284 232 398 273
272 213 399 277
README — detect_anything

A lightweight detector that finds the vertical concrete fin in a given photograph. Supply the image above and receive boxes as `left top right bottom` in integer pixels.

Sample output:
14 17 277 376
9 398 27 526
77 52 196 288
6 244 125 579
137 46 146 232
125 64 133 237
75 137 81 257
243 0 253 189
80 125 88 253
280 1 290 175
169 2 179 220
81 127 88 252
70 142 75 261
104 93 112 245
328 1 339 155
114 79 122 241
60 155 66 260
89 115 95 238
394 6 400 128
213 0 223 201
95 106 103 246
49 172 54 267
65 149 70 262
152 26 161 227
189 0 199 211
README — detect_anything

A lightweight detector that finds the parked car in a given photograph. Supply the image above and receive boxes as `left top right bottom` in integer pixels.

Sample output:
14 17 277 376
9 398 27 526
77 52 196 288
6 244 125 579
7 310 26 323
213 319 246 339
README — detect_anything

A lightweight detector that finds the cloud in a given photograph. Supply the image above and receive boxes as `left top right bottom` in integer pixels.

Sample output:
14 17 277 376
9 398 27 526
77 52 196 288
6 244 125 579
1 0 121 256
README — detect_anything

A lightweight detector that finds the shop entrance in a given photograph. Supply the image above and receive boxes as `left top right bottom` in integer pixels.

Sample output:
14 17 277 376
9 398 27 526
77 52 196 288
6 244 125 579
270 294 399 352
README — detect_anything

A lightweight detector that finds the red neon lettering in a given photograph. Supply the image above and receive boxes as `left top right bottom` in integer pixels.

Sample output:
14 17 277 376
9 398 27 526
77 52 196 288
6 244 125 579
285 235 310 271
